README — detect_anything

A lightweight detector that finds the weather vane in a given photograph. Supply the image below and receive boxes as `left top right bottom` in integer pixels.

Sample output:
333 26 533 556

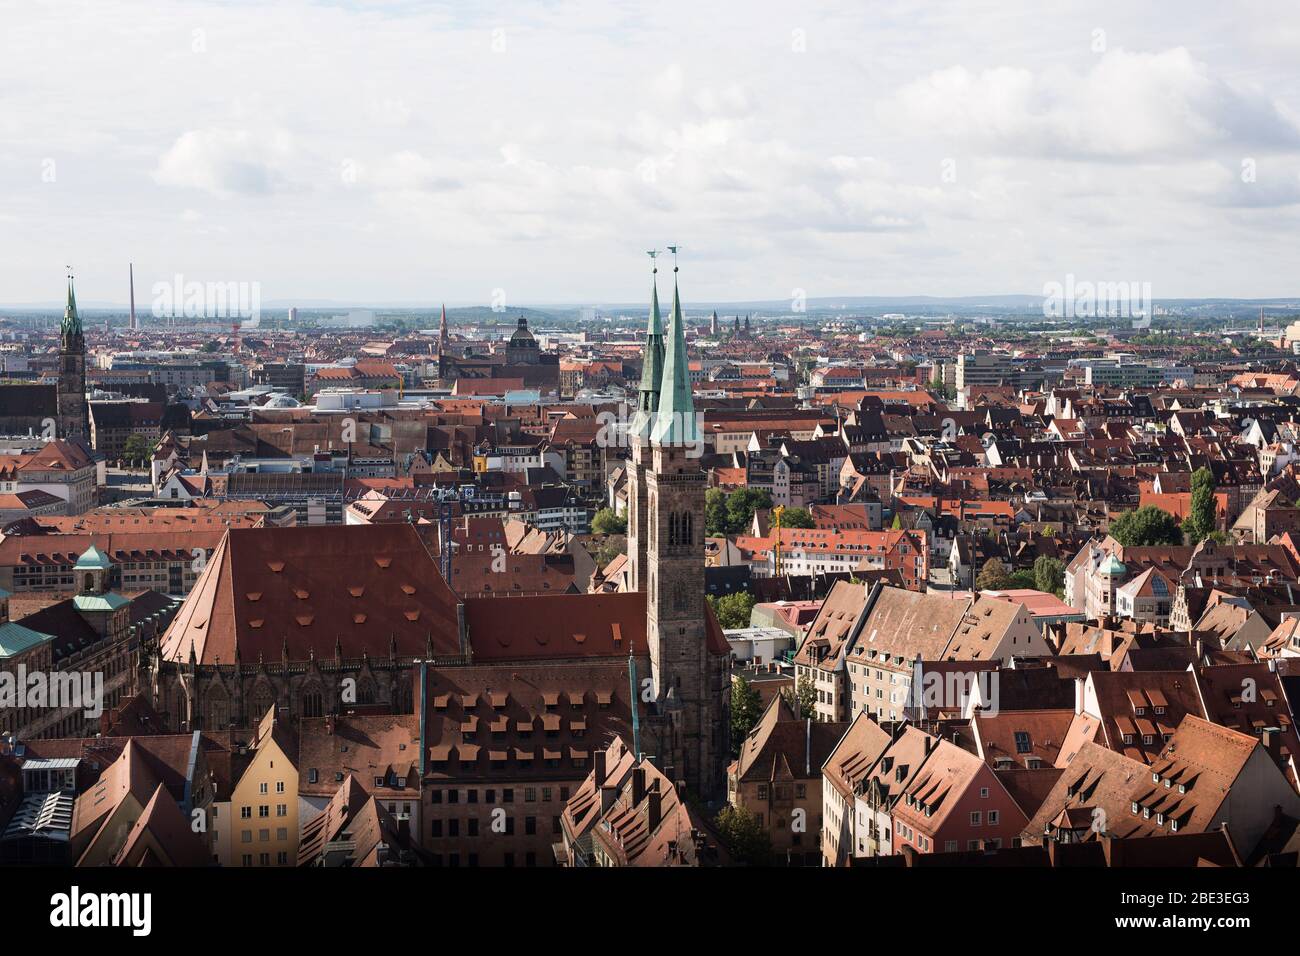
667 245 679 272
646 249 659 273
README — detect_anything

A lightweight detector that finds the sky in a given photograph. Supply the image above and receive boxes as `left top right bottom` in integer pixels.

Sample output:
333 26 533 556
3 0 1300 308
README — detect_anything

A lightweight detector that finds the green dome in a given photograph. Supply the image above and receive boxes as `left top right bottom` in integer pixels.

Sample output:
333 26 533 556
74 545 112 571
1100 554 1127 576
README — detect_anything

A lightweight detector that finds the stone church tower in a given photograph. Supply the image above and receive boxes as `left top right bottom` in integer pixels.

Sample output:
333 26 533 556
57 277 89 442
628 253 728 801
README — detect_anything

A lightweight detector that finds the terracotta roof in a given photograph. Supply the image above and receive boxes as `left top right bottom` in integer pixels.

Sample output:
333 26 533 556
160 524 463 665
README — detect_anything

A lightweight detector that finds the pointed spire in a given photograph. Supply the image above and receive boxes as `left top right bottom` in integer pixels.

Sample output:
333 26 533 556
62 272 83 338
438 303 448 356
650 247 700 447
632 251 666 439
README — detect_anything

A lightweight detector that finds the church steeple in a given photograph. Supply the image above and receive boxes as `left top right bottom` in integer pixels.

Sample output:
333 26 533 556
62 275 83 338
57 272 89 442
633 252 665 439
649 248 699 447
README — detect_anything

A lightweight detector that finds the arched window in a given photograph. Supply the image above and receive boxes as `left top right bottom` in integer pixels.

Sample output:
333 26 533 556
682 512 693 547
668 512 680 546
302 689 324 718
250 687 274 721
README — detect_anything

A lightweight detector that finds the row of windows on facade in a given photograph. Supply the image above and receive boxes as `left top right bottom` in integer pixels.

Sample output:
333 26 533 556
240 852 290 866
430 815 563 837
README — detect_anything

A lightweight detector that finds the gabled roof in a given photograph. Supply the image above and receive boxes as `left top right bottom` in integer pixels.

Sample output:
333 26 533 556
734 695 847 784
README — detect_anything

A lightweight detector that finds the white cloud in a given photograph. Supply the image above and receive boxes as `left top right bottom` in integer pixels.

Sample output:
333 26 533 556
884 48 1300 160
4 0 1300 302
153 128 296 197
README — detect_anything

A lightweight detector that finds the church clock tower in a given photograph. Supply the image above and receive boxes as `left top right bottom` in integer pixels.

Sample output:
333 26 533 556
57 276 89 442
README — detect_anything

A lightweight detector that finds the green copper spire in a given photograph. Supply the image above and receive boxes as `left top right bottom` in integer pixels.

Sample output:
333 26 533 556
632 252 665 439
61 275 82 337
650 249 700 447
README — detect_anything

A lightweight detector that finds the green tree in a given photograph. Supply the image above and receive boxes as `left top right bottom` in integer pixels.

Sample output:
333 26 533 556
1109 506 1183 547
705 487 730 537
122 433 154 467
1008 569 1037 590
730 677 764 756
591 507 627 535
1182 466 1216 544
725 488 772 535
713 805 772 866
781 673 816 719
1033 555 1066 597
707 591 756 629
890 512 903 530
975 558 1012 590
779 507 815 529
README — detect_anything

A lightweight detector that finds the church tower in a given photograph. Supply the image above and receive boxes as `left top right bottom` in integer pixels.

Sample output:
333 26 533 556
643 252 726 799
57 276 89 442
626 253 664 593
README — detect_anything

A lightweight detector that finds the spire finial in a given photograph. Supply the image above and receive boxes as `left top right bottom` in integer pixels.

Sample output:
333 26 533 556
647 248 658 275
667 244 679 274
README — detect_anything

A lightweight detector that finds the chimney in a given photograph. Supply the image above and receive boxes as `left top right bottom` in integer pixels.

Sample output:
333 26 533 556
631 766 647 806
1262 727 1280 760
647 785 662 832
593 748 607 785
1074 677 1085 716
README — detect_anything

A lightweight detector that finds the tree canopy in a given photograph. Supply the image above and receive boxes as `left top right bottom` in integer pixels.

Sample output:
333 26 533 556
705 487 773 536
1109 505 1183 547
713 805 771 866
707 591 756 629
778 507 814 529
591 507 627 536
1182 467 1216 544
975 558 1012 590
1033 555 1066 598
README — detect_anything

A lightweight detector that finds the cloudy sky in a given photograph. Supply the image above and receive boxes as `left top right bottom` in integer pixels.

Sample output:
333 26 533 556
3 0 1300 307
